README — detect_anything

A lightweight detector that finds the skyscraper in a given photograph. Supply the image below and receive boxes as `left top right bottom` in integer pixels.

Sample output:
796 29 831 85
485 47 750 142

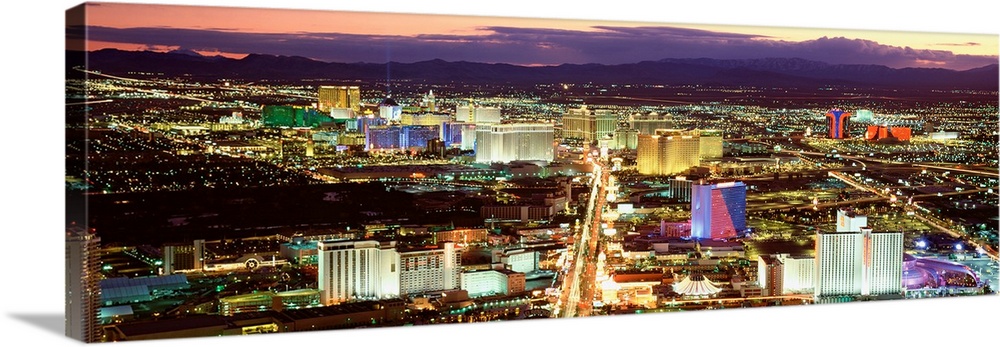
825 109 853 139
66 226 102 343
421 90 437 112
690 181 746 240
443 121 477 150
757 254 815 296
456 103 501 124
475 123 554 163
815 209 903 300
317 240 400 305
379 96 402 121
366 125 402 151
162 239 205 274
401 125 440 151
629 112 674 135
636 130 701 176
398 243 462 295
318 86 361 113
698 130 724 160
562 105 616 143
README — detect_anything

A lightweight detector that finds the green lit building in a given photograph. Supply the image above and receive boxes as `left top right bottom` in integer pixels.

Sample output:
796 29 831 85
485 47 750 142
262 105 333 128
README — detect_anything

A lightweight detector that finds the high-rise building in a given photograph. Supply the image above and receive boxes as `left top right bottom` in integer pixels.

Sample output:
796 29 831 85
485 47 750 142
456 103 501 124
612 128 639 150
836 208 868 233
562 105 616 143
442 122 477 150
460 269 526 297
318 86 361 113
401 125 439 151
475 123 554 163
636 130 701 176
825 109 853 139
398 243 462 296
690 181 746 240
317 240 400 305
262 105 333 128
629 112 674 135
815 209 903 300
162 239 205 274
864 230 904 296
421 90 437 112
757 254 815 296
66 227 102 343
493 249 540 274
366 126 402 151
698 130 724 160
379 96 402 121
400 113 451 128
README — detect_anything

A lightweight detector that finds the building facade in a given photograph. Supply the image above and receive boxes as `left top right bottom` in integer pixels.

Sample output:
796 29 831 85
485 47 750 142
629 112 674 135
317 240 400 305
698 130 724 160
815 209 903 300
690 181 747 240
562 105 616 143
825 109 853 139
66 227 102 343
636 130 701 176
162 239 205 274
398 243 462 296
460 269 526 297
318 86 361 113
475 123 554 163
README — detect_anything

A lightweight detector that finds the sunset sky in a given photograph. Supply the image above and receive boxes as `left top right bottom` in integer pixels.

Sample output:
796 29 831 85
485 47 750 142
70 2 999 70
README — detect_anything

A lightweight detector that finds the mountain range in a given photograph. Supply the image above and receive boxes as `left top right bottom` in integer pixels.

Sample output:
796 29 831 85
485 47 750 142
68 49 998 90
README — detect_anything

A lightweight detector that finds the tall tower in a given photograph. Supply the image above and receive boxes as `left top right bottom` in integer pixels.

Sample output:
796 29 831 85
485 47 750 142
690 181 747 239
318 86 361 113
815 209 903 300
825 109 853 139
66 226 102 343
421 90 437 112
636 130 701 176
317 240 400 305
561 105 616 143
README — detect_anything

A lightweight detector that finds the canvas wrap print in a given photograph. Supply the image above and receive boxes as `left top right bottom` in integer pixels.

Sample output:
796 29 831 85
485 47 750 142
65 2 1000 343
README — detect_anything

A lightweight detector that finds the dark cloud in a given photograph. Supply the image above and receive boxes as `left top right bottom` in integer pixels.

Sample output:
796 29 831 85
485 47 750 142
933 42 982 47
76 24 997 70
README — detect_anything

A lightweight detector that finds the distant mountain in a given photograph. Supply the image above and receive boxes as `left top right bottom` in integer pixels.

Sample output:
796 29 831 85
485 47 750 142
70 49 998 90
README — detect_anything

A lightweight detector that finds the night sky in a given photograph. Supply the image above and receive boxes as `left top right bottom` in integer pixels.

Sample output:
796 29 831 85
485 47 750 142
71 2 998 70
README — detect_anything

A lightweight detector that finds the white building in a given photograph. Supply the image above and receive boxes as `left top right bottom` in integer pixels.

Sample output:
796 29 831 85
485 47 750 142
475 123 554 163
865 231 904 296
456 104 502 124
757 253 814 296
836 208 868 233
398 243 462 296
317 240 400 305
493 249 539 274
66 227 102 343
460 269 526 297
815 209 903 300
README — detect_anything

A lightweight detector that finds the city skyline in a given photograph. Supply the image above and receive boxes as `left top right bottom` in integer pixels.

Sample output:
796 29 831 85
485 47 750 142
56 1 1000 345
69 2 999 70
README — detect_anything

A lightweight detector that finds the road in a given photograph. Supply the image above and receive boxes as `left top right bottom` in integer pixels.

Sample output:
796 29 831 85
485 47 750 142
554 161 609 318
